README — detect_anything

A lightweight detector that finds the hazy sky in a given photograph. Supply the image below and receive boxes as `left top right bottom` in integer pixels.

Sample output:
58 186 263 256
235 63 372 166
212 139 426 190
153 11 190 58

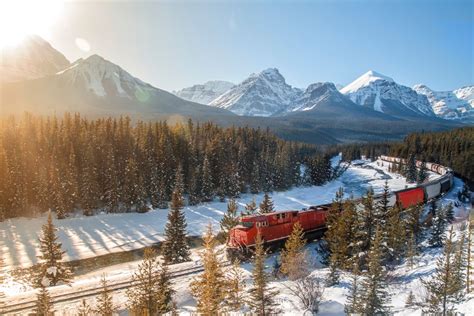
47 0 472 92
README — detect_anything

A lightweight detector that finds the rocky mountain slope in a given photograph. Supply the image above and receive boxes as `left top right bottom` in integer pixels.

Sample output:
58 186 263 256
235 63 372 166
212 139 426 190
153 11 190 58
173 80 235 104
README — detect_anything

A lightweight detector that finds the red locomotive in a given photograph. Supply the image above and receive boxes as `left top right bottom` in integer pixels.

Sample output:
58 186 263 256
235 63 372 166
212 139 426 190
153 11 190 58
227 156 454 257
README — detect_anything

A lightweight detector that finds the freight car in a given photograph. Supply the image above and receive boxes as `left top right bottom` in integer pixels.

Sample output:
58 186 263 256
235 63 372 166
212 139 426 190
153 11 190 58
227 156 453 257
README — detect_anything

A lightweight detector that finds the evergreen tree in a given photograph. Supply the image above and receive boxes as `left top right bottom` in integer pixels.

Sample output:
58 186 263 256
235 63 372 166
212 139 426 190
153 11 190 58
406 153 417 183
224 259 246 312
344 262 363 315
429 203 448 248
360 227 391 315
359 187 376 253
244 197 258 215
405 291 417 308
95 274 115 316
423 227 465 315
259 193 274 214
37 211 72 286
191 224 226 314
386 202 406 263
35 286 54 316
126 247 174 315
406 231 417 269
280 222 307 280
417 160 428 184
76 299 93 316
161 175 190 264
248 233 279 315
445 203 455 223
220 198 240 238
406 203 423 243
201 155 214 202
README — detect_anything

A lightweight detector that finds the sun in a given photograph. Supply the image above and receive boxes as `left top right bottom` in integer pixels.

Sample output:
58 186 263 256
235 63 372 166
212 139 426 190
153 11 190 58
0 0 63 49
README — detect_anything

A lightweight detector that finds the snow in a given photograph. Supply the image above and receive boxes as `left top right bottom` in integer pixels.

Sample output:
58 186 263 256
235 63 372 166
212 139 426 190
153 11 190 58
340 70 394 94
1 159 471 316
174 80 235 105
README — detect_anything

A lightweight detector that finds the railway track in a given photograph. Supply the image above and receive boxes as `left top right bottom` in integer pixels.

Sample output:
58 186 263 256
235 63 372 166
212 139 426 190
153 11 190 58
2 263 220 315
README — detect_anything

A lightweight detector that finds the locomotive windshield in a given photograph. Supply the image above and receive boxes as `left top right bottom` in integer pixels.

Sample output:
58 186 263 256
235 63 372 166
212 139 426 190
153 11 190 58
239 221 254 228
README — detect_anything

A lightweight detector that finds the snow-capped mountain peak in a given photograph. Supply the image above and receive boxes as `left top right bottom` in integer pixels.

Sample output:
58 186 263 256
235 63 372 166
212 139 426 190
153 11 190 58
174 80 235 105
340 70 393 94
57 54 152 99
341 70 434 117
0 35 70 83
209 67 302 116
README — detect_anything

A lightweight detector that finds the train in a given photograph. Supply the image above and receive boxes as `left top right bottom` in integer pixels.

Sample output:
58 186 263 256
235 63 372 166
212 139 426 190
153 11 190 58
226 156 454 257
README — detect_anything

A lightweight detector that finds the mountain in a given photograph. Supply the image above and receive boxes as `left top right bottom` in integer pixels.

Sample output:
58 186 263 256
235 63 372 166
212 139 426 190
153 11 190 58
0 35 70 83
0 54 234 120
174 80 235 104
287 82 350 113
413 84 474 123
209 68 302 116
341 70 435 118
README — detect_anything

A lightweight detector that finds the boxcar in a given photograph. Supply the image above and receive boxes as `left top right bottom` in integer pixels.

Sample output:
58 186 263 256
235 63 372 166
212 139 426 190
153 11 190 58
424 181 441 200
396 187 425 208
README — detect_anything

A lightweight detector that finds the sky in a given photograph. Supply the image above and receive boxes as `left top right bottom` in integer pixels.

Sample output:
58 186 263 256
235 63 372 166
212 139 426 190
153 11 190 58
41 0 473 91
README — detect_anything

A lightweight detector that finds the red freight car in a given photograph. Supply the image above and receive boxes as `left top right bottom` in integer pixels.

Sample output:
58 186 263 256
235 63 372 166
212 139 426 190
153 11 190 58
396 187 425 209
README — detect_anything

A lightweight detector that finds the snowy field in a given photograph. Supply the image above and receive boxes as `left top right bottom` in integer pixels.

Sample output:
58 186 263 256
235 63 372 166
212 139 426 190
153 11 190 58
0 158 439 269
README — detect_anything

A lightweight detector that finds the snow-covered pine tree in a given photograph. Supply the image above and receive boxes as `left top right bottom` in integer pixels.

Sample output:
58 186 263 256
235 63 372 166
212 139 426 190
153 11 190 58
37 211 72 287
360 226 391 315
126 247 175 315
280 222 307 280
445 203 455 223
244 197 257 215
248 233 279 315
191 224 226 314
406 203 423 243
320 187 345 266
224 259 246 312
405 291 417 308
406 153 417 183
161 170 190 264
417 160 428 184
423 227 465 315
452 231 467 301
386 202 406 263
359 187 376 253
226 162 241 198
344 262 363 315
35 285 54 316
201 155 214 202
250 160 262 194
259 192 274 214
95 274 115 316
77 299 93 316
220 198 240 238
429 203 448 248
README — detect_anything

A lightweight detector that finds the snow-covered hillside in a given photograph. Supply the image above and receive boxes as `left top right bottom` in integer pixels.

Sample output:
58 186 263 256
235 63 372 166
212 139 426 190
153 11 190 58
174 80 235 104
414 84 474 122
0 35 70 82
288 82 350 112
341 71 435 117
209 68 302 116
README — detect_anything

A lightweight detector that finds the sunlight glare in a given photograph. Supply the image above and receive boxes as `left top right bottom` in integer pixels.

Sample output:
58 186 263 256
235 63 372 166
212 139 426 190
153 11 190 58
0 0 64 48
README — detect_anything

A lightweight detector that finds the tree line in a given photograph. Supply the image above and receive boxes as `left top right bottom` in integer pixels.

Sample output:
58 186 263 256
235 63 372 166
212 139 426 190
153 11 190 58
0 113 336 220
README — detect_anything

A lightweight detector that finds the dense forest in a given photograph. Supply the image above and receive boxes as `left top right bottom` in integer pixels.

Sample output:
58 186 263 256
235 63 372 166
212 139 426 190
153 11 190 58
0 114 335 220
337 127 474 184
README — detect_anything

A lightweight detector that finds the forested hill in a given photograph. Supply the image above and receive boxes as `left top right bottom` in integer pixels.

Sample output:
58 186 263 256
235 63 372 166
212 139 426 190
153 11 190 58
0 113 324 220
334 127 473 184
389 127 474 183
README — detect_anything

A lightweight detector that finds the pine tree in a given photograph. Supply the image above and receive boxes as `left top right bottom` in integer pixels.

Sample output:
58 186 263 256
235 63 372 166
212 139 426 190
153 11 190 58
35 286 54 316
386 202 406 263
344 262 363 314
77 299 93 316
224 259 246 312
37 211 72 286
126 247 174 315
417 160 428 184
201 155 214 202
280 222 307 280
406 153 417 183
429 204 448 248
406 203 423 243
244 197 258 215
161 174 190 264
191 224 226 314
259 193 274 214
405 291 417 308
248 233 279 315
360 227 391 315
423 227 465 315
359 187 376 253
445 203 455 223
406 231 417 269
95 274 115 316
220 198 240 238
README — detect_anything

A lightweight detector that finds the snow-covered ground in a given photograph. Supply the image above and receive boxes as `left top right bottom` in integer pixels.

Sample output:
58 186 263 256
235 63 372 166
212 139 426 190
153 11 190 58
0 158 439 270
1 158 471 315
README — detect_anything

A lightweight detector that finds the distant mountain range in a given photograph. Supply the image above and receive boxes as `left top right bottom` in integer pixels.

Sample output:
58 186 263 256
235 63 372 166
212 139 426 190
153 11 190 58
0 36 469 144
